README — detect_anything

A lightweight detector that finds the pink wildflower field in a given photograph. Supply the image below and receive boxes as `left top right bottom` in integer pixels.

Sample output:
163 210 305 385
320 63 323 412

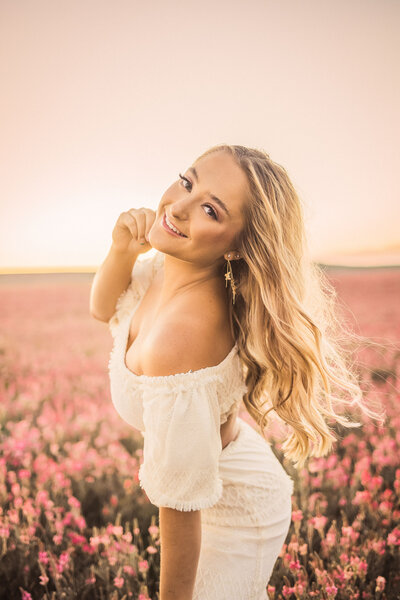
0 267 399 599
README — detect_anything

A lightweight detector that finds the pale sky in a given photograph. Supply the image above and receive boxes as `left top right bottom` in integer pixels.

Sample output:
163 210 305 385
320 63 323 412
0 0 399 271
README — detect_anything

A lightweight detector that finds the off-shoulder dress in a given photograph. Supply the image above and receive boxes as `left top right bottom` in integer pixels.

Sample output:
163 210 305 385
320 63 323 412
108 249 294 600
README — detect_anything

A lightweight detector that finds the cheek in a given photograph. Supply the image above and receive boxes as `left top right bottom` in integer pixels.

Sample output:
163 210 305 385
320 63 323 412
193 222 231 246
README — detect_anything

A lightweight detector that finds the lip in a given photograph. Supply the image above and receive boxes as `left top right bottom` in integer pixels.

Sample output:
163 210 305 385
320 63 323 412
162 212 187 238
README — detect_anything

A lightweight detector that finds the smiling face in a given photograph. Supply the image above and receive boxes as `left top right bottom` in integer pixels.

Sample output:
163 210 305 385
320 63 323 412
148 151 249 268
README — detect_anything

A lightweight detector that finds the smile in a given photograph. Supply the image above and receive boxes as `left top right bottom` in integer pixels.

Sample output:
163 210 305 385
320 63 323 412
162 212 187 237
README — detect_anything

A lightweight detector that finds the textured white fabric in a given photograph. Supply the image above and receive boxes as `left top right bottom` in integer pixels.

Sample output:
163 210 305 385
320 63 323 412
193 499 292 600
202 417 294 527
107 249 295 597
108 249 249 510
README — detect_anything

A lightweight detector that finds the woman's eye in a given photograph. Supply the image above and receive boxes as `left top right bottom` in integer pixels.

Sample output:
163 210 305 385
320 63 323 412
203 204 218 220
178 173 192 191
178 173 218 220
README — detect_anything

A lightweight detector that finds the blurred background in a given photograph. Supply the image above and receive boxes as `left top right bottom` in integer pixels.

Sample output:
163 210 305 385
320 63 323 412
1 3 400 598
0 0 399 273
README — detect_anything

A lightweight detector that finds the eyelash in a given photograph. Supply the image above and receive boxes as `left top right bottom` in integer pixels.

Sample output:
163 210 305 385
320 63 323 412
178 173 218 220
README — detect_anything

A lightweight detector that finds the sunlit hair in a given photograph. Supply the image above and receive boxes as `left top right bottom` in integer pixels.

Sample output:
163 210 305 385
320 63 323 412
195 144 386 469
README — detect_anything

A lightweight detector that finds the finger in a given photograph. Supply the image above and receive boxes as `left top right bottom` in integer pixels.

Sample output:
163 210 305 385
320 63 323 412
144 210 156 241
129 208 154 243
121 211 138 240
134 210 147 244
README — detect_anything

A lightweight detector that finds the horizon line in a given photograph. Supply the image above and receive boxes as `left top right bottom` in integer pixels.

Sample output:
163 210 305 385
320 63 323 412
1 262 400 275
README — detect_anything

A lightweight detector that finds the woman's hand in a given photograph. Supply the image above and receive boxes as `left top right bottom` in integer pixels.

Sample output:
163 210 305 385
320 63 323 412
111 208 156 255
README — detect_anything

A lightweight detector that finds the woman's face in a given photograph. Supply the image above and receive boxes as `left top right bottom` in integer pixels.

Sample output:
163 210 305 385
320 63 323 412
149 151 249 266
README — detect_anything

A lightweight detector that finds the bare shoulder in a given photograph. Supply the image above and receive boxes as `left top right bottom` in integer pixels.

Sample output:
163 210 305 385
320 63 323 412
142 308 234 377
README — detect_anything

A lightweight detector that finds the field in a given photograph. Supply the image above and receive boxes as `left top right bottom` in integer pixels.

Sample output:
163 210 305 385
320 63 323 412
0 267 399 599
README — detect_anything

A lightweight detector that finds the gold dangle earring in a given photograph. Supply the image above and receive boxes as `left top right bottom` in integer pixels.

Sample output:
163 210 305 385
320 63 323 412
225 252 239 304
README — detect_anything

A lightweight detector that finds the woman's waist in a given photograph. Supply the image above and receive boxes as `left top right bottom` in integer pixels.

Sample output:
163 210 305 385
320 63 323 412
218 417 294 488
203 471 293 528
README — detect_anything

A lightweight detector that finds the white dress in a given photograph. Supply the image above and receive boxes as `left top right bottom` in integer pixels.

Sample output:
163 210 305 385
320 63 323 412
108 249 294 600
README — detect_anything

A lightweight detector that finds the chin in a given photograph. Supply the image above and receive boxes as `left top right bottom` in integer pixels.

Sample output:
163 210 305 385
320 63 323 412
148 233 179 256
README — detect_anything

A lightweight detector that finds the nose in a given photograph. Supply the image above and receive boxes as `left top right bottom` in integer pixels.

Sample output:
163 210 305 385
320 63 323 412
169 200 190 221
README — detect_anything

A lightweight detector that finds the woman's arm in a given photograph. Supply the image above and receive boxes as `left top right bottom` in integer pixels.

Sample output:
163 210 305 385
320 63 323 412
90 208 155 322
159 507 201 600
140 324 225 599
89 244 139 322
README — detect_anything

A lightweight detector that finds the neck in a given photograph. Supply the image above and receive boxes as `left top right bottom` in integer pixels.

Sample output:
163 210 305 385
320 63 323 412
159 252 226 305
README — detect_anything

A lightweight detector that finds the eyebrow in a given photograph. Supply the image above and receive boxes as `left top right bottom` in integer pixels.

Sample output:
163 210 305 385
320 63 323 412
188 167 231 217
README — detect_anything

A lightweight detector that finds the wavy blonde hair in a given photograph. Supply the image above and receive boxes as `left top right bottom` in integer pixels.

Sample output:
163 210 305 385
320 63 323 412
195 144 386 469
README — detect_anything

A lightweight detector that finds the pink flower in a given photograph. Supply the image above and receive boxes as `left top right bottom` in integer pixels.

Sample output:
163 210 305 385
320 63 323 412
378 500 393 514
299 543 308 556
375 576 386 592
289 559 301 571
353 490 371 505
350 556 368 575
138 560 149 573
75 516 86 530
370 539 386 555
148 524 159 535
282 585 296 598
68 532 85 544
114 576 124 588
341 526 359 543
112 525 123 536
326 584 338 595
146 545 158 554
57 552 69 573
387 527 400 546
291 510 303 522
18 469 31 479
326 531 337 546
311 515 328 532
11 483 21 496
39 574 49 586
67 496 81 509
38 551 49 565
19 591 33 600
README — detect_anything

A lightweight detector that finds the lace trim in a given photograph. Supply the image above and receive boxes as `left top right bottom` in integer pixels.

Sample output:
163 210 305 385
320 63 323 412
138 463 223 511
201 474 294 527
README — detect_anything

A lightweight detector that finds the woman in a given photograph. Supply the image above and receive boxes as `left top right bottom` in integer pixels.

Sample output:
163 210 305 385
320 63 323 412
90 145 381 600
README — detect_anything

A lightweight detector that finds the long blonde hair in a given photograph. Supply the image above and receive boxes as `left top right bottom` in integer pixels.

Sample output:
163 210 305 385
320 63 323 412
195 144 386 469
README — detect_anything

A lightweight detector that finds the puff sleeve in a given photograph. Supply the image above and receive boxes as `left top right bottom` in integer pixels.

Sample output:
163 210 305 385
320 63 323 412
108 249 164 339
138 376 224 511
